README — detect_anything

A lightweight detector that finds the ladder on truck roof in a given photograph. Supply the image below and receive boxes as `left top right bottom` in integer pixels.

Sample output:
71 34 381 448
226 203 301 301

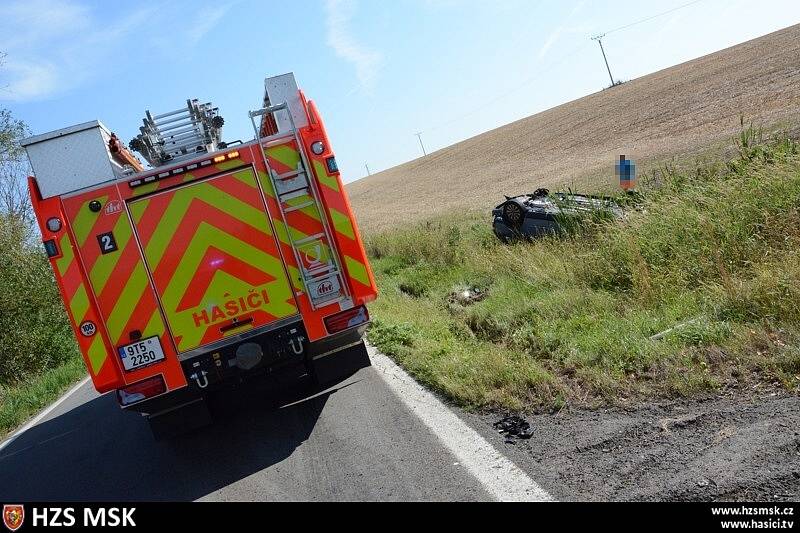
130 100 225 167
249 103 348 310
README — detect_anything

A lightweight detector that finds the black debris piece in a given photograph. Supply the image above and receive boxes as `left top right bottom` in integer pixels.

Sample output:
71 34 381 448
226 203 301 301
493 415 533 444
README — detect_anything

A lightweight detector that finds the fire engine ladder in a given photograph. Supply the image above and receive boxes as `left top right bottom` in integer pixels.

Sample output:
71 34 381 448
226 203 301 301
249 103 348 310
131 100 224 166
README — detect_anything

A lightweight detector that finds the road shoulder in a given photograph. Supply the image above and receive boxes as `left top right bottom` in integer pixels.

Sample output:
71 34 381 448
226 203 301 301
368 344 553 502
457 390 800 501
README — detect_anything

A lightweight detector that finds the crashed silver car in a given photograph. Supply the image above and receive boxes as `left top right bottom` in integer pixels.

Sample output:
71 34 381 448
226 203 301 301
492 188 623 242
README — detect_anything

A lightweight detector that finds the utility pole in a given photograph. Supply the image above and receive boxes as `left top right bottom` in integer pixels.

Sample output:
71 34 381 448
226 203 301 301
415 132 427 156
365 162 371 176
591 34 615 87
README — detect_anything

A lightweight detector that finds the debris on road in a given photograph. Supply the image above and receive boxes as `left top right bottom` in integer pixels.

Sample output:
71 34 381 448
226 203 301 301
493 415 534 444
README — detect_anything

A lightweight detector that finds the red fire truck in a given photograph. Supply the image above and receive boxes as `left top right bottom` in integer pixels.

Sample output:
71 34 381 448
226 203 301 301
22 73 378 437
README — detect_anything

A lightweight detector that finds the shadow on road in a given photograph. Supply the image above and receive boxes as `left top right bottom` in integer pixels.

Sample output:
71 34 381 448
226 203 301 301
0 375 358 501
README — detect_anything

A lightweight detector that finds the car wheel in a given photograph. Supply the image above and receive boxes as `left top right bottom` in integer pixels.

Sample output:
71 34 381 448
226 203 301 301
502 201 525 230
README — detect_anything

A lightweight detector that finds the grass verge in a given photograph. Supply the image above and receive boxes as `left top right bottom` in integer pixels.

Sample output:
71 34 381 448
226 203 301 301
1 208 86 439
364 126 800 411
0 356 86 439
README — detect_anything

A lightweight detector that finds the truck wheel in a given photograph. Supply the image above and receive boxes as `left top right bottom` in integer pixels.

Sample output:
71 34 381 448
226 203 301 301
146 398 212 441
311 340 371 387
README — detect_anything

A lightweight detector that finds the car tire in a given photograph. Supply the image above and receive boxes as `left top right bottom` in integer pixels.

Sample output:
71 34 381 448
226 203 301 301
502 201 525 230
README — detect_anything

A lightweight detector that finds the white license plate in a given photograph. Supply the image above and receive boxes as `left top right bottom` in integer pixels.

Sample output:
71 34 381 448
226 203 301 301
118 337 165 372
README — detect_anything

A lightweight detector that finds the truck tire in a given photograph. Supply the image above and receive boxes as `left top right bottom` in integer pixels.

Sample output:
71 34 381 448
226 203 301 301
311 340 371 387
146 398 212 440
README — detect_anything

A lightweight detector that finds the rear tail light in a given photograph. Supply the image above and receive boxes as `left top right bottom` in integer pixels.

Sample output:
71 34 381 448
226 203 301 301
116 375 166 406
324 306 369 334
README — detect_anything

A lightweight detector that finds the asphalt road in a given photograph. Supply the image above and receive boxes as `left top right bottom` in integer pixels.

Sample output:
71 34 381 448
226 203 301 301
0 362 495 502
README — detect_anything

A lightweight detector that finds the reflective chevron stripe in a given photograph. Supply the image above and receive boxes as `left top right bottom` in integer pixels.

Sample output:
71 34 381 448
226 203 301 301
263 141 373 299
130 168 299 353
70 196 109 246
54 232 109 376
311 160 341 193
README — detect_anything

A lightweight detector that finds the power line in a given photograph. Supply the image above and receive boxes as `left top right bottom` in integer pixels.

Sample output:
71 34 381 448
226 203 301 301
413 0 708 139
603 0 706 35
420 40 591 134
590 0 706 88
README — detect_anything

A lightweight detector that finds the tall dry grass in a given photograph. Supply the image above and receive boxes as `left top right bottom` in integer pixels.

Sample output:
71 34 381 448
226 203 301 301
364 127 800 410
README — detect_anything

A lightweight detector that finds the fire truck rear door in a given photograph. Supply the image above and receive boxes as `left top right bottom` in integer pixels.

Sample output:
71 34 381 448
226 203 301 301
128 167 299 354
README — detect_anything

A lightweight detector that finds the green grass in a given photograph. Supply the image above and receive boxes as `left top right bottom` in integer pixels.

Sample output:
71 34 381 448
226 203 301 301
0 355 86 438
364 126 800 411
0 210 85 438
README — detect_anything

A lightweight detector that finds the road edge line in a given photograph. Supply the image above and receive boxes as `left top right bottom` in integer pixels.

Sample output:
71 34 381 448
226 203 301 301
367 344 554 502
0 376 91 454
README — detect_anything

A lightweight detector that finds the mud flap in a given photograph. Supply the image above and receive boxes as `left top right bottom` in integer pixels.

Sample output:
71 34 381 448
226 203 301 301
311 340 371 386
147 398 212 441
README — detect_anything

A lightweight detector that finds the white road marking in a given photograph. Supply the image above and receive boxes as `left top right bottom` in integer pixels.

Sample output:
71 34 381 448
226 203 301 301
367 344 554 502
0 376 91 454
3 351 553 501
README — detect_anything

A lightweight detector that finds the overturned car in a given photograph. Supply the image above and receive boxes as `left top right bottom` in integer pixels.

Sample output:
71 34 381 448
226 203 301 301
492 188 623 242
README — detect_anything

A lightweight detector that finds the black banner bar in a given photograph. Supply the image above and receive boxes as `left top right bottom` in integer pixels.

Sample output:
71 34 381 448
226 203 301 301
1 503 795 531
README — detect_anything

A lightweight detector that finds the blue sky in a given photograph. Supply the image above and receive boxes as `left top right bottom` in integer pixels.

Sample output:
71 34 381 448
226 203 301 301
2 0 799 183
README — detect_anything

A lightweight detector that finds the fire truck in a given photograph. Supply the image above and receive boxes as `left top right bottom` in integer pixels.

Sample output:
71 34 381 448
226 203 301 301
22 73 378 438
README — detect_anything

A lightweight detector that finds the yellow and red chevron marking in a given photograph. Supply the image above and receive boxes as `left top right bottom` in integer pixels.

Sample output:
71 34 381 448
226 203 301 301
62 184 186 390
245 143 337 341
262 141 335 274
27 183 121 392
271 123 377 308
308 157 376 304
129 168 299 353
53 230 119 389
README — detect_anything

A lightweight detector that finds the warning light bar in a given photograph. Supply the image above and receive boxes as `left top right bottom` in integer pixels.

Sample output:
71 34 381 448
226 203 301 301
128 151 242 188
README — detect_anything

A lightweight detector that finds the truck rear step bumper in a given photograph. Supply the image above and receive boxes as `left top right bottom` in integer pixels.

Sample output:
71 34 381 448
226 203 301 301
122 321 369 415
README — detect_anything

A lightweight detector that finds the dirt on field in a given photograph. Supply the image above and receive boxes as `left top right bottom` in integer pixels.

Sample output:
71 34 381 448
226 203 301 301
465 390 800 502
347 24 800 233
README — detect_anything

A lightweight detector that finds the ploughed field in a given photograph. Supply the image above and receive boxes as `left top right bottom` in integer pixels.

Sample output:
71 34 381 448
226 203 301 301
347 24 800 232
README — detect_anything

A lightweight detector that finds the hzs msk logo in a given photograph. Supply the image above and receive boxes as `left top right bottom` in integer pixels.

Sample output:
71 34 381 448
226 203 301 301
2 505 24 532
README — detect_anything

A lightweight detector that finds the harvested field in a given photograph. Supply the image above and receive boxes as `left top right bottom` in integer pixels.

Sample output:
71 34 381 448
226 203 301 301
348 24 800 233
